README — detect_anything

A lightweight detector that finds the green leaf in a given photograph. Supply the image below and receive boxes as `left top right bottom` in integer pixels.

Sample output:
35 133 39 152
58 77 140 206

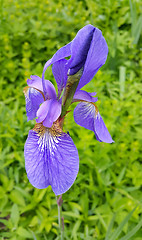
119 218 142 240
72 220 81 237
11 204 19 228
63 211 83 220
105 214 116 240
109 207 137 240
95 211 107 230
17 227 33 238
133 15 142 44
10 189 25 207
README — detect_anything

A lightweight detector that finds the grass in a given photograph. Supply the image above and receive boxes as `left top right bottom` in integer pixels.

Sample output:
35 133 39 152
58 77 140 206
0 0 142 239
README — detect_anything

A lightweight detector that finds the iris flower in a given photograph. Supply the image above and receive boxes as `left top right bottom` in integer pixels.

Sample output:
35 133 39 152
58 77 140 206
24 25 114 196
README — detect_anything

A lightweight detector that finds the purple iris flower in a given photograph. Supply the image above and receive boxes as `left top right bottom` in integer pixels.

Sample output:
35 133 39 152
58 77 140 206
24 25 114 196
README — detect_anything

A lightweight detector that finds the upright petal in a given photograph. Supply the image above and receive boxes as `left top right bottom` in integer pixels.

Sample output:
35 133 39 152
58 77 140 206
23 86 44 121
24 123 79 195
73 90 98 103
45 80 57 99
68 25 95 75
27 75 57 100
73 102 114 143
43 42 71 74
77 28 108 90
52 59 68 98
36 99 62 128
42 42 71 97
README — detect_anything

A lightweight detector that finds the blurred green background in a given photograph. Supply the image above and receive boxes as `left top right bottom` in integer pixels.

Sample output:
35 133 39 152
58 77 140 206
0 0 142 239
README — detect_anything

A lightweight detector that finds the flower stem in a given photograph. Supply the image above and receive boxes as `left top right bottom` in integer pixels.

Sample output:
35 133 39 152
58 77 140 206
61 68 83 118
56 195 64 240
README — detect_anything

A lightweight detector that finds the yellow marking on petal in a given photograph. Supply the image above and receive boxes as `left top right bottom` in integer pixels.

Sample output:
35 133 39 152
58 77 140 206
50 121 62 137
73 99 99 118
33 118 63 137
33 123 47 136
23 86 45 101
91 102 99 117
23 86 29 96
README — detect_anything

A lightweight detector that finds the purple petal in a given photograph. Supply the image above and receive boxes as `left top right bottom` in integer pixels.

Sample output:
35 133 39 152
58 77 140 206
73 102 114 143
74 102 95 131
77 27 108 90
45 80 57 99
73 90 98 103
43 100 61 128
88 91 97 96
94 113 114 143
23 86 44 121
27 75 57 100
43 42 71 74
68 25 95 75
27 75 43 92
24 123 79 195
52 59 68 97
42 42 71 97
36 99 61 128
36 100 51 123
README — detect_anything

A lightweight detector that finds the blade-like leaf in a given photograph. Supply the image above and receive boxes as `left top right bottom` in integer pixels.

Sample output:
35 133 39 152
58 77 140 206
119 218 142 240
133 15 142 44
109 207 137 240
105 214 116 240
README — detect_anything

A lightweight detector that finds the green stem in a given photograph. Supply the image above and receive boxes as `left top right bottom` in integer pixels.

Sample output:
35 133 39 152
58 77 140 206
56 196 64 240
61 68 83 118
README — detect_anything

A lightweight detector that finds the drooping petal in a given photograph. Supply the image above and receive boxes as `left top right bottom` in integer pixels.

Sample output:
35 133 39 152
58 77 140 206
52 59 68 98
42 42 71 97
27 75 43 92
27 75 57 100
68 25 95 75
23 86 44 121
73 102 114 143
74 102 95 131
36 99 61 128
94 112 114 143
73 90 98 103
77 27 108 90
24 123 79 195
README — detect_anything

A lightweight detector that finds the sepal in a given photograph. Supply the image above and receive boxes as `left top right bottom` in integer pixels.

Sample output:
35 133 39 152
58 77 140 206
23 86 44 121
24 122 79 195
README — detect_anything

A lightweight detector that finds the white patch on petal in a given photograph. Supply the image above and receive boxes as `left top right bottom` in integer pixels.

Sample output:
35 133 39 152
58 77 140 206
38 129 60 153
95 112 101 120
78 102 96 119
23 86 30 98
24 87 41 103
25 122 79 195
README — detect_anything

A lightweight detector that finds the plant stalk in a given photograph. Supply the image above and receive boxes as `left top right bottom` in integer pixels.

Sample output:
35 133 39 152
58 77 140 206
56 195 64 240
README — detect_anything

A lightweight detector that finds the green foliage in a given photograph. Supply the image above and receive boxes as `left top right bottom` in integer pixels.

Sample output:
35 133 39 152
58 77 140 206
0 0 142 239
